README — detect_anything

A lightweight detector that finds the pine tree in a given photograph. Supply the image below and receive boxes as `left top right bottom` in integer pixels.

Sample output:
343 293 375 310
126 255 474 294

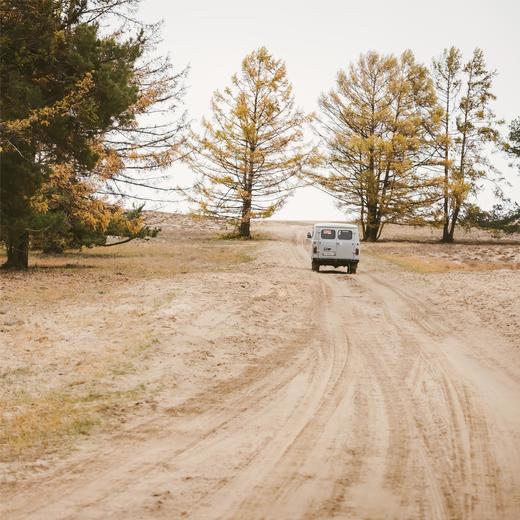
0 0 186 268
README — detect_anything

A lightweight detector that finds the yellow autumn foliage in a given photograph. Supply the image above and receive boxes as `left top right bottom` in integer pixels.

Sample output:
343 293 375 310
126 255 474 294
188 47 313 237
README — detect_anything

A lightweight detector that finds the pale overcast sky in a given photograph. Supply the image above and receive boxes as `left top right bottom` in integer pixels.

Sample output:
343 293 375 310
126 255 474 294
137 0 520 220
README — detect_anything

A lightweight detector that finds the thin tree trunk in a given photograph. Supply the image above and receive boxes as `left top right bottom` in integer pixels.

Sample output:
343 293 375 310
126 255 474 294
376 221 385 240
239 197 252 238
445 67 472 244
359 192 366 240
365 135 380 241
441 144 451 241
363 88 380 242
441 78 452 243
446 202 460 242
442 203 450 241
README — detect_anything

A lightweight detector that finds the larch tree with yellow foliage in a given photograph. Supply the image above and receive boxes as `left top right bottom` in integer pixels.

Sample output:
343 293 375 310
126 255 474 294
189 47 312 238
313 51 441 241
432 47 500 242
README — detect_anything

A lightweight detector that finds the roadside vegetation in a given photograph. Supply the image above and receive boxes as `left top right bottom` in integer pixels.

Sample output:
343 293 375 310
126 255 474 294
366 244 520 274
360 222 520 272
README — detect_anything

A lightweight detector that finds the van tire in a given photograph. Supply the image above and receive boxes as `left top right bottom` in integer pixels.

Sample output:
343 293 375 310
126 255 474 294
312 261 319 272
350 264 357 274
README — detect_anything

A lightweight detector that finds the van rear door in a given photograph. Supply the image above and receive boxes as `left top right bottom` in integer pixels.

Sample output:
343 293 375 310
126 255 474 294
336 229 355 259
318 227 337 257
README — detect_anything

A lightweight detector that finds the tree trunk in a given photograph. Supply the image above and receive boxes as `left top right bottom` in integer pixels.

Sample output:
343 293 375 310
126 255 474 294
442 148 450 242
441 80 452 244
363 204 380 242
446 203 461 243
441 218 454 242
364 224 379 242
364 133 380 242
441 200 452 242
239 198 252 238
441 229 454 243
3 233 30 270
441 220 451 242
444 69 471 245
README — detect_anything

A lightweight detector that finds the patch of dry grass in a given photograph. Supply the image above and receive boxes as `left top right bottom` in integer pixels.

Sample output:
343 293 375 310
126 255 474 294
217 229 275 241
0 338 159 462
0 336 158 463
369 252 520 273
0 383 147 463
0 238 255 308
377 223 520 243
34 240 253 277
0 391 98 462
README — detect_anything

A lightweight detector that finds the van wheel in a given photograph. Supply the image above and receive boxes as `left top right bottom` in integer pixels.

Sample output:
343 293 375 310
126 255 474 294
312 261 319 272
350 264 357 274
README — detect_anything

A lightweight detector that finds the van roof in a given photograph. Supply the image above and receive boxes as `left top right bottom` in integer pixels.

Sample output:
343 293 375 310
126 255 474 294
313 223 358 229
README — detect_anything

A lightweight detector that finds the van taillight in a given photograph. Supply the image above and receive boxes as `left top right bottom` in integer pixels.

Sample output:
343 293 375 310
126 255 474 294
355 248 359 255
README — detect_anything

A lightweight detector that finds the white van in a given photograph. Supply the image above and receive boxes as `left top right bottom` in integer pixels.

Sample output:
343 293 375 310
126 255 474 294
306 223 360 273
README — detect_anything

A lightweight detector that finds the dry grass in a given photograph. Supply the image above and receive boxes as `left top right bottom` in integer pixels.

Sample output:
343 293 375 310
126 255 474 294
34 240 252 278
0 238 255 308
217 230 274 241
363 233 520 274
377 223 520 243
0 335 160 463
370 252 520 274
0 391 98 462
0 383 148 463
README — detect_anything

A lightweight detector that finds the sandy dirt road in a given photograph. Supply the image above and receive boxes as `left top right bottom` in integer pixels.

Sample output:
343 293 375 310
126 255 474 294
2 222 520 519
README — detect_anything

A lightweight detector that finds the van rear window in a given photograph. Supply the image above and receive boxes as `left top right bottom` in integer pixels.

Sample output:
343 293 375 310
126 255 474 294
338 230 353 240
320 229 336 239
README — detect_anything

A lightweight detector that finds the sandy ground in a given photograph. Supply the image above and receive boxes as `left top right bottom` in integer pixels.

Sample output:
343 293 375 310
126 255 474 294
1 218 520 519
